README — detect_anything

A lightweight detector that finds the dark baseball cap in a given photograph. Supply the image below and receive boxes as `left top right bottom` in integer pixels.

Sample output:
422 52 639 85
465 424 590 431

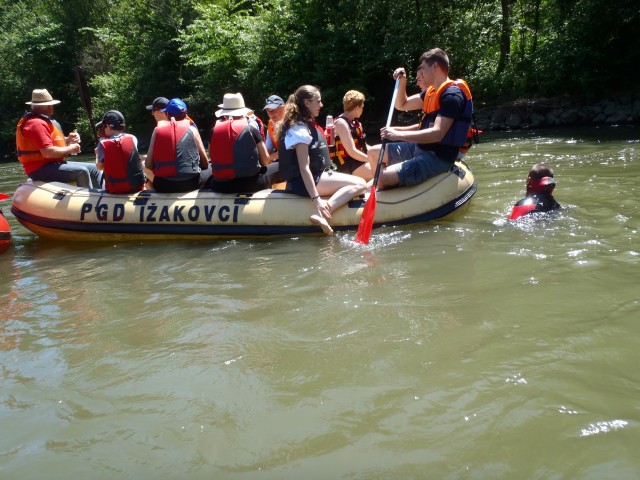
146 97 169 111
95 110 125 129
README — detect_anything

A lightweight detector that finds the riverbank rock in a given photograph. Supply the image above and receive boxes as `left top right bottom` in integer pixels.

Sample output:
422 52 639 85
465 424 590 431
475 95 640 131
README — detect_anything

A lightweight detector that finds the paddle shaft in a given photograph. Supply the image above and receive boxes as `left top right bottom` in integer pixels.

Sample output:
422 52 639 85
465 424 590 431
354 78 400 244
371 78 400 188
73 66 99 144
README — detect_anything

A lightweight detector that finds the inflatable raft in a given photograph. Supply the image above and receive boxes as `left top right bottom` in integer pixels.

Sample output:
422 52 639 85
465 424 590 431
11 161 476 241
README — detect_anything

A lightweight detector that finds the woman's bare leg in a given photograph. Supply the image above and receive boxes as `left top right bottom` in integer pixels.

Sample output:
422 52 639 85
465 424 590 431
317 171 367 213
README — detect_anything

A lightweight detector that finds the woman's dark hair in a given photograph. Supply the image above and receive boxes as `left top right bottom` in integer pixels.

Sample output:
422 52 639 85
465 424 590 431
277 85 320 140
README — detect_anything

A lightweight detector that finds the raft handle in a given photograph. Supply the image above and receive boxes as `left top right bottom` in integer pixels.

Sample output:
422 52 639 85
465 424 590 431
450 165 466 180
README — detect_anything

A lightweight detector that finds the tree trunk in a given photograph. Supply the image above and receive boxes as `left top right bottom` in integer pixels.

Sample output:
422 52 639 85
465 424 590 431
497 0 513 73
532 0 541 53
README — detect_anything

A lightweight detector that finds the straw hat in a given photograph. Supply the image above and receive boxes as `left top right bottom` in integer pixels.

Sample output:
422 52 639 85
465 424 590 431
25 89 61 106
215 93 252 117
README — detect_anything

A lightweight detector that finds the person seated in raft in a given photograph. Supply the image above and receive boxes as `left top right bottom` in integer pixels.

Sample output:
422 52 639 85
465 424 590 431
206 93 278 193
263 95 286 162
144 98 211 193
146 97 170 124
144 96 169 188
331 90 375 181
94 110 145 194
277 85 367 235
509 163 561 220
366 48 474 190
16 88 102 188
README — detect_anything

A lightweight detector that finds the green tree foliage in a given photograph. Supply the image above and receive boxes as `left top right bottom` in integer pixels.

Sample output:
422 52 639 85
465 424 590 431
1 0 638 159
78 0 199 145
0 1 72 156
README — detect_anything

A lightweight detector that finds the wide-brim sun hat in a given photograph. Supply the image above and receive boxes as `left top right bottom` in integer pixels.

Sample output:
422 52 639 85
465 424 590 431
216 92 252 117
25 89 61 106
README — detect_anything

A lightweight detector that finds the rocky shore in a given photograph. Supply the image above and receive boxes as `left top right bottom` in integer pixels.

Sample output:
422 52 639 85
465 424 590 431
474 95 640 131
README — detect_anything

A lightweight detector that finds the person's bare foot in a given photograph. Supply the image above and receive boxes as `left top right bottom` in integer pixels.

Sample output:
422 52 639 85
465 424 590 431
310 214 334 235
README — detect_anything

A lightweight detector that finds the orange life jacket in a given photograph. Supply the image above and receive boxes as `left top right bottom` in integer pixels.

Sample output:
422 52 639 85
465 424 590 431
16 113 66 175
420 78 474 149
267 119 279 149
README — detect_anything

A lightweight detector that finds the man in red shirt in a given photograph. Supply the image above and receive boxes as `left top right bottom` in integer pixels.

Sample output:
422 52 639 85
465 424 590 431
16 89 102 188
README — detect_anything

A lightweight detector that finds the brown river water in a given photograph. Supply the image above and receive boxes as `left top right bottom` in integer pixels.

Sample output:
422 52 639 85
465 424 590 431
1 126 639 479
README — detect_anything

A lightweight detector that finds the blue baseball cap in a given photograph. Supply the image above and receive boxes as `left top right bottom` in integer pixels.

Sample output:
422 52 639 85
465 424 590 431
162 98 187 115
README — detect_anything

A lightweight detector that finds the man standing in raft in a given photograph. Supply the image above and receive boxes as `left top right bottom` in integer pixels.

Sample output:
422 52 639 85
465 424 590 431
371 48 473 189
16 89 102 188
509 163 560 220
94 110 145 194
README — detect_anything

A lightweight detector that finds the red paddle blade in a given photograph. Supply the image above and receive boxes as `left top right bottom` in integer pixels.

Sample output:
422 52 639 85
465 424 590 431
0 193 10 200
354 188 377 244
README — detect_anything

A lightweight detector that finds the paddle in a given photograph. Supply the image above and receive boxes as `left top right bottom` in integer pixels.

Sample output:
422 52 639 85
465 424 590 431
0 193 10 201
72 66 99 144
354 78 400 244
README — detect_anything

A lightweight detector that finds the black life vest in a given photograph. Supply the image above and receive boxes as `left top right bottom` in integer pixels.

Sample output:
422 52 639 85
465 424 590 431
278 122 331 182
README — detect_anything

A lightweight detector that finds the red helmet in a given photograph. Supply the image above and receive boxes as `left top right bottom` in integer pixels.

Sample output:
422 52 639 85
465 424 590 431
527 176 556 195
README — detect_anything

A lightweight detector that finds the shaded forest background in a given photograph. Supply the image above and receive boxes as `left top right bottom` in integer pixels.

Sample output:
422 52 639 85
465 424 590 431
1 0 638 158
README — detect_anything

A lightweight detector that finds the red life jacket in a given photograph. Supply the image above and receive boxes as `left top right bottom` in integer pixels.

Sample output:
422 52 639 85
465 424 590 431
420 78 474 149
152 118 200 177
16 113 67 175
101 134 144 193
252 115 266 141
209 118 260 180
330 114 367 166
